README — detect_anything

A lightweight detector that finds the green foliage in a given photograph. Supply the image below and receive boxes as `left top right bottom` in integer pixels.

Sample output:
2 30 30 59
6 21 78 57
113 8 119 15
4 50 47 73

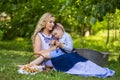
0 0 120 40
0 30 3 40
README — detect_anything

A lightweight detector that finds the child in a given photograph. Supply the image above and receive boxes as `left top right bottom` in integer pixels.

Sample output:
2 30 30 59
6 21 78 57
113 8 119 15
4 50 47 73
49 23 73 58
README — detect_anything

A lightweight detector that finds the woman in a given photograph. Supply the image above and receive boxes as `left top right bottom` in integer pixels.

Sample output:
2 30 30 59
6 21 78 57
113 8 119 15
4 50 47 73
31 12 56 66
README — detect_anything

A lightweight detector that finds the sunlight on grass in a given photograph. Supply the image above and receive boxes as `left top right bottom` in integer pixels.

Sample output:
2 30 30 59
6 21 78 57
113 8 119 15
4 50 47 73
113 41 120 46
14 37 25 41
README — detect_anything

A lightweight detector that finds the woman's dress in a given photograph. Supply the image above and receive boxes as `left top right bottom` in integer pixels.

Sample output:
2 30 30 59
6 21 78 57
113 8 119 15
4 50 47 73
51 52 115 78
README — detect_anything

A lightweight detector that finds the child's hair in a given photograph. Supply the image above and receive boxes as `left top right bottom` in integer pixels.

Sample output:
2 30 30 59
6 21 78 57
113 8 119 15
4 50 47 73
53 23 64 31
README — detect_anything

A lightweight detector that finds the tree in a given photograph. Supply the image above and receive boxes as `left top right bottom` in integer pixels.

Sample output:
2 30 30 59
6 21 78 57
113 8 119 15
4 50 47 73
0 0 120 40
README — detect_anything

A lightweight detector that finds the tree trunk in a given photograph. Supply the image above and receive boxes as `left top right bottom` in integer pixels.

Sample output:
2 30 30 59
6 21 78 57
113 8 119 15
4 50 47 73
106 13 110 45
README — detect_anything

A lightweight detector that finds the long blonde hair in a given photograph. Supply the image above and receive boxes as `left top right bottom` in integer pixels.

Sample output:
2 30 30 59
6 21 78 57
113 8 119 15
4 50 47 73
32 12 54 44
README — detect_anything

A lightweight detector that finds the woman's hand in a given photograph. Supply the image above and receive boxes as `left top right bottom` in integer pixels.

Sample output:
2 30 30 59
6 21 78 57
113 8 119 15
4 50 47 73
50 45 57 51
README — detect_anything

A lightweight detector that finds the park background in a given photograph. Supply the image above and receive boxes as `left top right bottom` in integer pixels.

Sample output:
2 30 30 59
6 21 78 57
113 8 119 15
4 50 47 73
0 0 120 80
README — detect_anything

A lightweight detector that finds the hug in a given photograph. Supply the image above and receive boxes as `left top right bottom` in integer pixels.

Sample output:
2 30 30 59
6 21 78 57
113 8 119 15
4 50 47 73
18 12 115 78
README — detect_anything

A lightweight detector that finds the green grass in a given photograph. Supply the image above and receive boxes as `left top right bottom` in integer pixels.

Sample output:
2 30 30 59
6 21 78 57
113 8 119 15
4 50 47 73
0 30 120 80
0 49 119 80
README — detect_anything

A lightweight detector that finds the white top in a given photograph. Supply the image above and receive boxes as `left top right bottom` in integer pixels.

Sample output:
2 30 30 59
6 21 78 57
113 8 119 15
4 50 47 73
38 32 53 66
38 32 53 50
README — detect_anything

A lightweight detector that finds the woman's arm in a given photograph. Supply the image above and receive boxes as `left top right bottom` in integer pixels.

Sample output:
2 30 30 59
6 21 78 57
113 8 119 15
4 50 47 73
33 34 42 54
33 34 56 57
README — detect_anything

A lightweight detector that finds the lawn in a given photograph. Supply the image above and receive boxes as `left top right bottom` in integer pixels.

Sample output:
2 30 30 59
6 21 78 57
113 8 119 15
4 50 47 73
0 33 120 80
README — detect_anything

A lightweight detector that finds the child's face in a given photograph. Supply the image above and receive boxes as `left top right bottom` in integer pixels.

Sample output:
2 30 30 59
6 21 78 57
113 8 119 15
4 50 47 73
52 28 63 39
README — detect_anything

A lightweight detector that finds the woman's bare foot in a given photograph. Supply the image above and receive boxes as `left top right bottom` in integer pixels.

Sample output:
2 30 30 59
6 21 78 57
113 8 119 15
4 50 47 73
16 64 31 68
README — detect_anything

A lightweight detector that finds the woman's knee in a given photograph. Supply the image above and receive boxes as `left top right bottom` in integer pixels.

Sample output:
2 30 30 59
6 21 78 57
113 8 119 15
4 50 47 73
41 52 51 59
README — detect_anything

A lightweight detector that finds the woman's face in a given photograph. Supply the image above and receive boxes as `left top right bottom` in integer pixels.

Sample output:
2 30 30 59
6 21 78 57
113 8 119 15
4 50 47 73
45 17 55 31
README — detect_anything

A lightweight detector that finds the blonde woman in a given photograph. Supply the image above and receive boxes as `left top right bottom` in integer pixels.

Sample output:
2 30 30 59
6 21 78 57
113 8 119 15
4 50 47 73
31 12 56 66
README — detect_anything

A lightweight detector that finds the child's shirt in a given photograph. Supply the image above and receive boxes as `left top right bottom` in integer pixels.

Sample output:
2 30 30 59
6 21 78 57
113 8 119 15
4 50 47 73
59 32 73 53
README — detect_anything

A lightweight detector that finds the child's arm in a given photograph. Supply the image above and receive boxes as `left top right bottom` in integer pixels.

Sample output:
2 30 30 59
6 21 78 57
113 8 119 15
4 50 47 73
59 33 73 53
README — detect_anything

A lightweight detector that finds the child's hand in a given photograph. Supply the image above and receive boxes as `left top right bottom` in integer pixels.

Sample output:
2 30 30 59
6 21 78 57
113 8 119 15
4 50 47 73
50 40 56 47
56 41 63 48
